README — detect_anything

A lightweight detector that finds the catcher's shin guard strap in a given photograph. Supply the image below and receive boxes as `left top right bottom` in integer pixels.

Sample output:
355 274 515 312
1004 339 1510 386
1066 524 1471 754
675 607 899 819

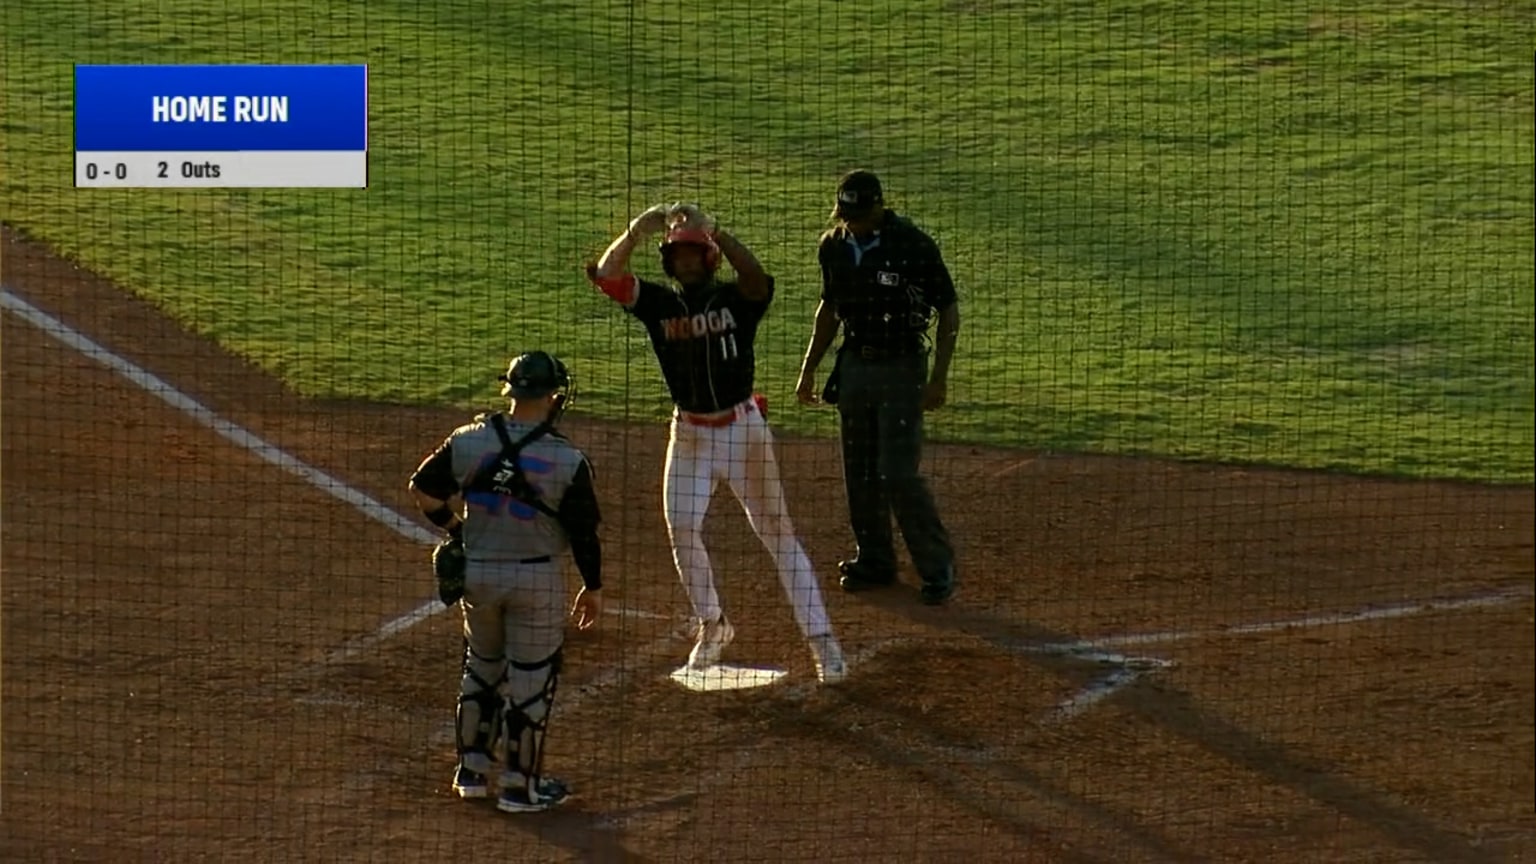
456 645 506 768
502 647 563 781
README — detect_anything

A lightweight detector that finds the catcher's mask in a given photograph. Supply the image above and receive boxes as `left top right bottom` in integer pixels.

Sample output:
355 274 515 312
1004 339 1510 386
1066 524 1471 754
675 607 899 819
659 227 721 280
498 351 571 401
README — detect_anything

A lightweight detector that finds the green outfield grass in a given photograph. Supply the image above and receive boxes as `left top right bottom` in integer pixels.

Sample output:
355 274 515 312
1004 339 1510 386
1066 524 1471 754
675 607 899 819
3 0 1532 482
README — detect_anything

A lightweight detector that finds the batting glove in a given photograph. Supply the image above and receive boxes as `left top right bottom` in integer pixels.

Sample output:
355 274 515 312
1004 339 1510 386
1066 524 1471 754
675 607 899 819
629 203 671 237
668 202 717 236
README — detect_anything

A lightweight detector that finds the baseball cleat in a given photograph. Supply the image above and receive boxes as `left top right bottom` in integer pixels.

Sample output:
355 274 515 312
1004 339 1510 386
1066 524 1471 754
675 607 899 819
920 583 955 605
497 776 571 813
920 566 957 605
687 616 736 669
809 633 847 684
452 765 489 799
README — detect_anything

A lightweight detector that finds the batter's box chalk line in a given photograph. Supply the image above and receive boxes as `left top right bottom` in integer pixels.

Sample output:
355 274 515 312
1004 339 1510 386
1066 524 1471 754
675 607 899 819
1016 586 1532 722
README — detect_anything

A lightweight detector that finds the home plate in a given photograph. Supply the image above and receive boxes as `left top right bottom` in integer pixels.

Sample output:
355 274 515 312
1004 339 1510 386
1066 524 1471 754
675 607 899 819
669 664 788 692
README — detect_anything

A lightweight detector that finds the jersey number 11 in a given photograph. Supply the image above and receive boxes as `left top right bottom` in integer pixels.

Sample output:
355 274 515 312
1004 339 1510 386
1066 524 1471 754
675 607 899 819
719 334 738 360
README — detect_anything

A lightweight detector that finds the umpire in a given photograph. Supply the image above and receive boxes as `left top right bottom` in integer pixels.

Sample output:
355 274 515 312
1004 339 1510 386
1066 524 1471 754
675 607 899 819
795 170 960 605
408 351 603 813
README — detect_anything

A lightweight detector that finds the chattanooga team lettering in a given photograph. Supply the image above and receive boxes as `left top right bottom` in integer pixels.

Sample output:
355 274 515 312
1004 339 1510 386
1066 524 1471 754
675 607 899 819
661 307 740 360
660 307 737 340
151 95 290 123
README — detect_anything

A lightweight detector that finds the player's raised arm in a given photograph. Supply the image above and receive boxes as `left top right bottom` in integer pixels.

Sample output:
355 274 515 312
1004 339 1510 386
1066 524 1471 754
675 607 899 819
585 203 671 305
712 230 770 301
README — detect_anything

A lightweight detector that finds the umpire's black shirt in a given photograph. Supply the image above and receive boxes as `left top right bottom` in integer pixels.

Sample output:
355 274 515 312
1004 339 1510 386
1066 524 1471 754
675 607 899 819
818 209 957 354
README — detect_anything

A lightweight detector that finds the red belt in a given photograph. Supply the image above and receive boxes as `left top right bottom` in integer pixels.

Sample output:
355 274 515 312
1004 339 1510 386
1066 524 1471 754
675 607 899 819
679 394 767 427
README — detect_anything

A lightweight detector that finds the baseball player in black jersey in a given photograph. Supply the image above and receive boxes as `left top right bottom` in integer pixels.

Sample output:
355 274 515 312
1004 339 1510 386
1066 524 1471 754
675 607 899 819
585 202 846 684
796 170 960 605
408 352 603 813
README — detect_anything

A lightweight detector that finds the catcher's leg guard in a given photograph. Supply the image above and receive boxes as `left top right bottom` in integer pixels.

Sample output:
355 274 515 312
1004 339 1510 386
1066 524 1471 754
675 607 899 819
501 647 563 791
457 642 507 775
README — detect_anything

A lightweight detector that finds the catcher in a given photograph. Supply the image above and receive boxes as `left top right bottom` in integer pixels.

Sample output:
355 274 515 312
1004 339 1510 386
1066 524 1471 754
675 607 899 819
408 351 603 814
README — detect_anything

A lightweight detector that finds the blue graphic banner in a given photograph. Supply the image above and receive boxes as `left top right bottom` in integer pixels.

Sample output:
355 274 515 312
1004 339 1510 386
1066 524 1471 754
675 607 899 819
74 65 367 152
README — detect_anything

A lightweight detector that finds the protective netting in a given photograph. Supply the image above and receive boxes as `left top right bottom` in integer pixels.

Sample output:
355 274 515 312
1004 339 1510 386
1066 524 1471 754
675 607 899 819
2 2 1532 861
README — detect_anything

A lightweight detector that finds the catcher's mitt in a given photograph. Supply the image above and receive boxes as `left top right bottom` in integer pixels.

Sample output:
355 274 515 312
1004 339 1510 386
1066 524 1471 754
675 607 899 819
432 536 466 606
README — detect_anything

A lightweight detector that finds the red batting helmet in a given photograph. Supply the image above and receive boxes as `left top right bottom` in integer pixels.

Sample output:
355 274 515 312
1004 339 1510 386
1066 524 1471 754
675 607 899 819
659 227 721 278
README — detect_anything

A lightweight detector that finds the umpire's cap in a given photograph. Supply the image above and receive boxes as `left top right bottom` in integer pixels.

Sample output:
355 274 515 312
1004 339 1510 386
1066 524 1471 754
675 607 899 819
498 351 570 399
833 169 883 219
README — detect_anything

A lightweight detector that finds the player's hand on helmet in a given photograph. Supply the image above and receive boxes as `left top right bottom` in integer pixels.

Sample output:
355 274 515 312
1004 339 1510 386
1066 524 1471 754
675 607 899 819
571 587 602 631
668 202 717 235
629 204 671 237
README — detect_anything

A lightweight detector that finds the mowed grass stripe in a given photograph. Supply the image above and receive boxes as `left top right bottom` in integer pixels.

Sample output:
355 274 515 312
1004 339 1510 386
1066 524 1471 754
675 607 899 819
2 0 1530 481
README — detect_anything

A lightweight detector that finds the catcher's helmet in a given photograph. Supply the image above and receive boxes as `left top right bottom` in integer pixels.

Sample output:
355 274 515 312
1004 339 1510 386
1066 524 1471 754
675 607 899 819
498 351 570 399
659 227 721 278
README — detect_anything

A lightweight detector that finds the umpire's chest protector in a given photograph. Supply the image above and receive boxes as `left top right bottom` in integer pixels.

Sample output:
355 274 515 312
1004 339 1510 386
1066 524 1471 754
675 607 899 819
821 222 933 331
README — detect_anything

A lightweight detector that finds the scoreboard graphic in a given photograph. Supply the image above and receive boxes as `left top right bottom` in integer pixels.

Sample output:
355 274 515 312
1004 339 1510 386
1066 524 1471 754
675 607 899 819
74 64 368 188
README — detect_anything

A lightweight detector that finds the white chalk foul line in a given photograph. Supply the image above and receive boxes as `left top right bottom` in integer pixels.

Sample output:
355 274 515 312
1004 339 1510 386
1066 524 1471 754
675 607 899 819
2 289 443 546
2 288 664 673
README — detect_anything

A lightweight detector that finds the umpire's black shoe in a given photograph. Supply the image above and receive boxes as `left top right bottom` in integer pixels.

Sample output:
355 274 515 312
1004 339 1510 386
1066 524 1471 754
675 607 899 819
920 567 956 605
838 559 897 592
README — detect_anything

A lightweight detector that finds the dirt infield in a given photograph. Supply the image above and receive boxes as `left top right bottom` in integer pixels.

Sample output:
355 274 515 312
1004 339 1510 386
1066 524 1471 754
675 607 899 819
3 226 1533 863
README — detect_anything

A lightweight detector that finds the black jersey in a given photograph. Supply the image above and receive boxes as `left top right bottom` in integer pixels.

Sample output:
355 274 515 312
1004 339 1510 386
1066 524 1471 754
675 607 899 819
626 276 773 414
819 210 957 353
